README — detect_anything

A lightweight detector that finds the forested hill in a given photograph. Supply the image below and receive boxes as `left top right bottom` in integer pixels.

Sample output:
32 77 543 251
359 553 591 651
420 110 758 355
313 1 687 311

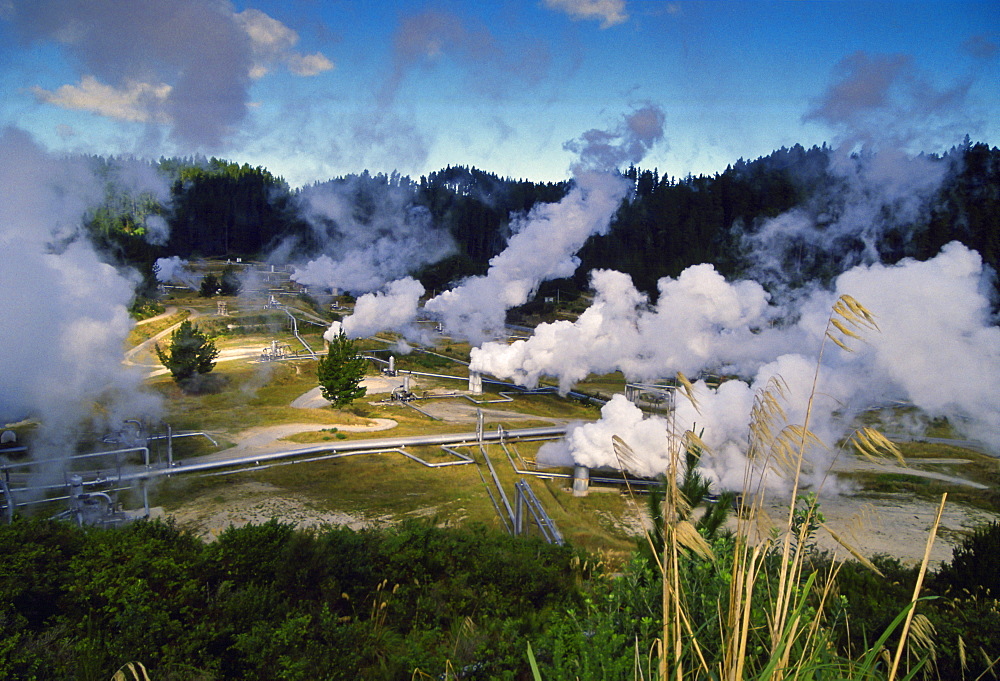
87 142 1000 300
584 141 1000 293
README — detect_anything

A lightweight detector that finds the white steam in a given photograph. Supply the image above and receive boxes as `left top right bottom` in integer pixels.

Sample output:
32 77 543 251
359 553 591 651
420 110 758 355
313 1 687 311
470 265 787 393
155 255 200 289
335 277 428 342
0 128 160 479
290 177 454 295
742 149 947 293
523 66 989 487
333 105 665 344
490 242 1000 486
423 171 631 344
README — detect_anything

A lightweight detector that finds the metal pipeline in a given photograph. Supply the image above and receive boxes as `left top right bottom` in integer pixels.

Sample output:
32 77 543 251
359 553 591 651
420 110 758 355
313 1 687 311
117 425 567 481
0 471 12 523
0 446 150 471
186 444 475 479
495 428 661 489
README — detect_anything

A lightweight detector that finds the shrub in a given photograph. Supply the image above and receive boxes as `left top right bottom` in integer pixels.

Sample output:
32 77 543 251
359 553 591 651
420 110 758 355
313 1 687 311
931 520 1000 597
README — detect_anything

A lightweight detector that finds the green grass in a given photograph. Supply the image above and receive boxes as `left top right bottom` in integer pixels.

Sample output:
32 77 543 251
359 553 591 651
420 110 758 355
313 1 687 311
126 310 190 347
573 371 627 401
147 358 644 555
143 318 1000 562
840 440 1000 512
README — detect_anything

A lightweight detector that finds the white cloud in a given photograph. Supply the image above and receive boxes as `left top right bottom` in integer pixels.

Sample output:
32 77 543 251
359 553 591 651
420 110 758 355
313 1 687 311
287 52 335 77
544 0 628 28
22 2 332 144
32 75 171 123
236 8 334 79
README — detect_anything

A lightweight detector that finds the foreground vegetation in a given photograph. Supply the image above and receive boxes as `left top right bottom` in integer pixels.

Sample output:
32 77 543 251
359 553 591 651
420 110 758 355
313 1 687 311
2 514 999 680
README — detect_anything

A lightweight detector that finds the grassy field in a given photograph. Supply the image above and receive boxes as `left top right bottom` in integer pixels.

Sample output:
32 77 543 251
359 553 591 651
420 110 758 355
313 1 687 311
840 440 1000 511
126 309 190 347
139 320 654 555
138 311 999 560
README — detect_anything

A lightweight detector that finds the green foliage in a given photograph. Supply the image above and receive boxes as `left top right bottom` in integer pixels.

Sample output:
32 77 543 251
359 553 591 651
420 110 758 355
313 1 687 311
154 320 219 387
84 160 169 288
0 518 582 680
81 144 1000 307
932 520 1000 597
638 433 734 568
533 555 661 679
317 331 368 408
396 349 454 371
4 515 1000 680
199 272 219 297
791 491 826 555
162 157 305 259
0 517 85 680
219 264 241 296
127 297 164 321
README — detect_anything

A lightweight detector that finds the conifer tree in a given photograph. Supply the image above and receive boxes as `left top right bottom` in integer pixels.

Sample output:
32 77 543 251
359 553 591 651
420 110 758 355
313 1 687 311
155 321 219 387
317 331 368 408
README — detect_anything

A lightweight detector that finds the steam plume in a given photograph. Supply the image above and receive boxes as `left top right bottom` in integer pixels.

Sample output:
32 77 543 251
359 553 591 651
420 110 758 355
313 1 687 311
341 105 666 344
741 149 948 293
423 171 632 344
335 277 428 342
531 77 990 486
513 242 1000 486
155 256 200 290
0 128 160 482
290 177 454 295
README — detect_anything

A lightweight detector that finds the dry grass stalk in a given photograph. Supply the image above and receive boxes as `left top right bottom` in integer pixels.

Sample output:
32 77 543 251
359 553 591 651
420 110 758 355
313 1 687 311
819 521 885 576
616 294 933 681
977 648 1000 680
850 426 905 465
888 493 947 681
768 295 880 670
675 371 699 411
111 662 151 681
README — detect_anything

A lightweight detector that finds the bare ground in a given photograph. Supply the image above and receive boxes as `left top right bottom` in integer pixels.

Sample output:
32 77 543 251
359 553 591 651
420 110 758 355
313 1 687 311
153 481 390 541
157 369 998 565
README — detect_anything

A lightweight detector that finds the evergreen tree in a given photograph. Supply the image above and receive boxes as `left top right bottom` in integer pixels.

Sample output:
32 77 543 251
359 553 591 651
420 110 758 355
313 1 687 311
199 273 219 297
219 264 241 296
155 321 219 387
317 331 368 408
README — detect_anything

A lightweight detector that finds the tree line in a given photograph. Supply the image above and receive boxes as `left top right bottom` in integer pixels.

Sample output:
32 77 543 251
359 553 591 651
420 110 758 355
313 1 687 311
85 141 1000 306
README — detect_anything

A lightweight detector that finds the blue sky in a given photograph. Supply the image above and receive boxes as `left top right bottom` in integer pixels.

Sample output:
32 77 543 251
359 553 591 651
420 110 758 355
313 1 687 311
0 0 996 186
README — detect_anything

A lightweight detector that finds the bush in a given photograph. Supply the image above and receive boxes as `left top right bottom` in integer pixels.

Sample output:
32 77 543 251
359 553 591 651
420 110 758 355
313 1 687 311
931 521 1000 597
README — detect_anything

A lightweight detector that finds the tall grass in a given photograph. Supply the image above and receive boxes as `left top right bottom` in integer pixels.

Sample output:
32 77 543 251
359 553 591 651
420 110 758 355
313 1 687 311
614 295 945 681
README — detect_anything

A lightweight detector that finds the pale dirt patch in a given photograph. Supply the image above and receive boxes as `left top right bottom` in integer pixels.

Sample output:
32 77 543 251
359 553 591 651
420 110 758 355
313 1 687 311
568 463 998 567
185 420 398 467
741 489 997 566
291 376 422 408
381 391 569 425
153 481 389 541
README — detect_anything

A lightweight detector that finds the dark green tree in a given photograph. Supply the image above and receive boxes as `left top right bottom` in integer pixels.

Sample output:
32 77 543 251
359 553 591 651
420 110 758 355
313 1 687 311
931 520 1000 597
199 272 219 297
219 264 241 296
317 331 368 408
155 321 219 386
